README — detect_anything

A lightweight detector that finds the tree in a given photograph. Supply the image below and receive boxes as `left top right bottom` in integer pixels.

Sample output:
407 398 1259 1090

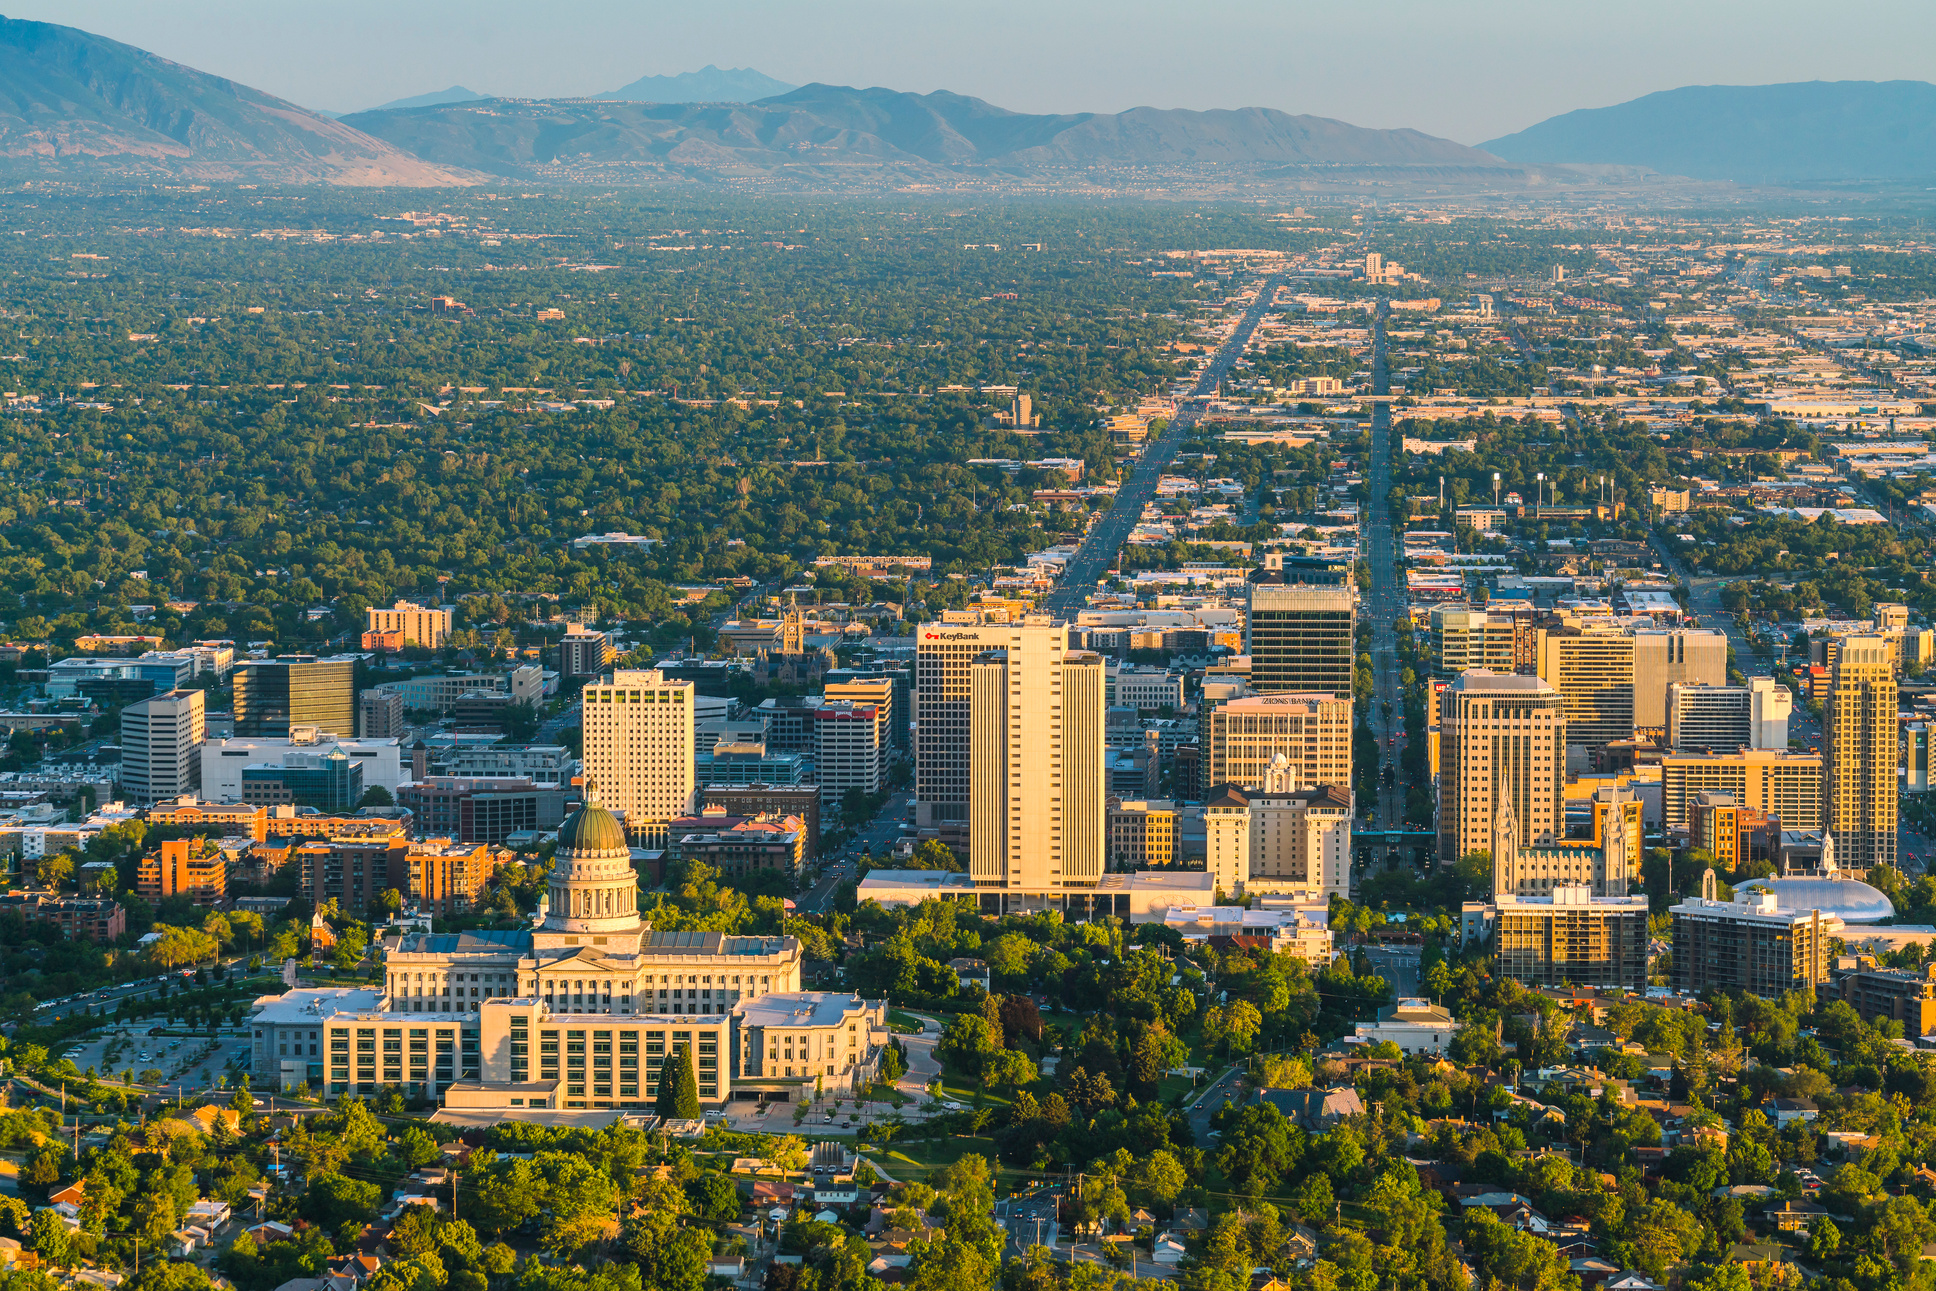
656 1045 701 1119
937 1014 1001 1077
34 853 72 889
29 1211 72 1270
358 786 395 808
302 1172 382 1230
686 1173 739 1223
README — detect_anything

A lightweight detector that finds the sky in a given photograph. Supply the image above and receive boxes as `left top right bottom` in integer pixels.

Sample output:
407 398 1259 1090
10 0 1936 144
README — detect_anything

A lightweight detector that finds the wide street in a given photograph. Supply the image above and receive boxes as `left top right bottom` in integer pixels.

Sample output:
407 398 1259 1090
1362 303 1409 847
1041 274 1288 617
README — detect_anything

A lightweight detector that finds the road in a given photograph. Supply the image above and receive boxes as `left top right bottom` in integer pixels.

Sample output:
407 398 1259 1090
1184 1063 1245 1146
1362 303 1409 853
1362 944 1421 999
1041 274 1287 617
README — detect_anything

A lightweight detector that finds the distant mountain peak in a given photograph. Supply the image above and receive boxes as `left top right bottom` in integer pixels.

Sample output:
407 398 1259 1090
1479 80 1936 184
593 65 798 104
369 85 487 113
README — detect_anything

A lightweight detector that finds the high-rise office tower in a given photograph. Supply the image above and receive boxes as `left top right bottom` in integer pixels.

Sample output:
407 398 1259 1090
1437 672 1565 867
1632 629 1729 730
1427 607 1518 682
121 688 206 803
968 640 1104 892
1750 677 1793 750
1534 620 1633 767
916 619 1068 840
1246 583 1356 699
234 655 355 739
1827 635 1898 871
1205 693 1353 791
359 689 406 740
580 668 696 847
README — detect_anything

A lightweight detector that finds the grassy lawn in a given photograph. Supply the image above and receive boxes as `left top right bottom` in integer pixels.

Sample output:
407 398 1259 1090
888 1010 931 1034
1157 1073 1197 1106
882 1134 1001 1178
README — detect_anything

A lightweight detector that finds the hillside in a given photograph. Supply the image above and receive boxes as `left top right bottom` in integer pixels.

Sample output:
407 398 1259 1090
1480 80 1936 183
0 14 480 184
593 65 796 103
344 83 1511 184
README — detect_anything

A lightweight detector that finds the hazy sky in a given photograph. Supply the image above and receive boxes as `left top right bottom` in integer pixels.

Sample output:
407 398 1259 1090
12 0 1936 143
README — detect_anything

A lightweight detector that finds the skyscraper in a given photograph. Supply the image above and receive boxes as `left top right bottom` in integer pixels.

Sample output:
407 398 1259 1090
1632 629 1729 730
1205 693 1353 791
915 619 1068 841
1427 606 1518 681
1534 620 1633 767
1827 635 1898 871
234 655 355 739
1437 672 1565 867
1245 583 1356 699
121 688 206 803
968 640 1104 893
580 668 696 847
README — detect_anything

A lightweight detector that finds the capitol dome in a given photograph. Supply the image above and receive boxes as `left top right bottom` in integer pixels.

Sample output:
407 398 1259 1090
546 784 640 933
558 790 629 854
1741 875 1896 924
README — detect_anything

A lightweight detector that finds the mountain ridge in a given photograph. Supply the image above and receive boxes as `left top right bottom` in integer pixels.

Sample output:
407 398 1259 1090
593 65 796 103
343 82 1513 184
1480 80 1936 183
0 14 481 184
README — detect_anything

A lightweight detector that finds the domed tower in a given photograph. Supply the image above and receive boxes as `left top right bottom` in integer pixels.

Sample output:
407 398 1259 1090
545 784 642 934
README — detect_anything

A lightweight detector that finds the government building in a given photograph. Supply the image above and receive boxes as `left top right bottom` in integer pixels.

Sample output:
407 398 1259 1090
251 788 886 1115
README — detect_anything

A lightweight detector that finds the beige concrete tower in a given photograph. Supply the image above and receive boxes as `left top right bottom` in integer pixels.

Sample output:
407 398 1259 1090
580 668 695 847
1437 672 1566 867
1827 634 1898 871
968 636 1105 891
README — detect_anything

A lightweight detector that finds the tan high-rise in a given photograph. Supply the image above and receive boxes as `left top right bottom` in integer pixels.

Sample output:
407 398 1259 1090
580 668 695 847
1206 693 1353 791
916 620 1069 838
1633 629 1729 730
1428 607 1518 681
969 640 1105 891
1828 635 1898 870
1535 621 1633 765
1660 749 1824 831
1437 672 1565 867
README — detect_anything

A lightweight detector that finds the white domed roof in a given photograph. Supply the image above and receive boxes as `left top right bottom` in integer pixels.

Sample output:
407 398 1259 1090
1741 876 1895 924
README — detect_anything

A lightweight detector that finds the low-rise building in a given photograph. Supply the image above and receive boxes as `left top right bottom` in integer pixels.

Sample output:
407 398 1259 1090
135 837 227 907
1354 998 1460 1057
667 811 807 879
1822 955 1936 1037
1670 875 1838 997
396 777 568 845
734 992 888 1097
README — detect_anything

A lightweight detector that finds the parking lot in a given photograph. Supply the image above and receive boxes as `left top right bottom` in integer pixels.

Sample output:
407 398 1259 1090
63 1023 253 1092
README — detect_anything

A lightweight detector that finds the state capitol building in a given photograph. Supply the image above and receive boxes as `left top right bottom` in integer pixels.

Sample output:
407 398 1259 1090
251 789 887 1117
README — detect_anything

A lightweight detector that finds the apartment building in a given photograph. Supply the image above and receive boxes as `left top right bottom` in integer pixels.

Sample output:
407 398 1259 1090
1827 635 1898 872
1535 621 1633 765
1823 957 1936 1038
558 623 617 679
365 600 453 649
1671 883 1834 997
1632 629 1729 730
358 689 406 740
1660 750 1824 832
1667 679 1792 752
1492 886 1650 991
813 698 887 812
1428 606 1518 681
396 776 569 844
135 837 227 907
402 839 505 917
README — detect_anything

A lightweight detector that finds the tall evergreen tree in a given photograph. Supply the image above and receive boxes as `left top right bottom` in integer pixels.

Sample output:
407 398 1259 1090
656 1044 701 1119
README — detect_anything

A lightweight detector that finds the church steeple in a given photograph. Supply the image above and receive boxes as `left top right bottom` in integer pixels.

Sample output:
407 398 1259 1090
1493 793 1518 896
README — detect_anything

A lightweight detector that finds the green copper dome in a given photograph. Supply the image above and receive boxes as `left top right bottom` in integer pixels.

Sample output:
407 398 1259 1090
558 786 628 853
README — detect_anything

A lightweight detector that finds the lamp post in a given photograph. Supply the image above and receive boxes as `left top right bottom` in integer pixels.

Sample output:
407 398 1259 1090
1493 472 1501 507
1535 473 1546 512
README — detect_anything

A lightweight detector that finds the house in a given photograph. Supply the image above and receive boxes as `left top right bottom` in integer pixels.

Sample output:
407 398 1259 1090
1152 1234 1188 1265
0 1237 28 1268
1173 1208 1209 1233
1260 1086 1365 1130
707 1258 744 1280
185 1199 231 1228
948 958 990 992
1761 1097 1819 1128
1570 1026 1618 1052
750 1180 796 1207
248 1222 297 1245
1605 1273 1664 1291
1765 1198 1829 1233
328 1254 384 1286
1570 1257 1620 1287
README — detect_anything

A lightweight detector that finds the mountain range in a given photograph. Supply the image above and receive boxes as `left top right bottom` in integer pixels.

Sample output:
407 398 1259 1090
340 83 1510 183
0 15 478 184
1 12 1928 191
1482 80 1936 183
